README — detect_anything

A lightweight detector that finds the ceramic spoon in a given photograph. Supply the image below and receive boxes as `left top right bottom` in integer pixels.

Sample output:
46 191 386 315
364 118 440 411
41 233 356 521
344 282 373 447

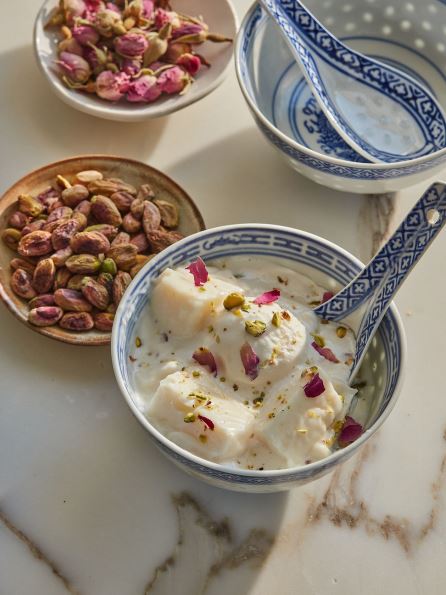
314 182 446 379
260 0 446 163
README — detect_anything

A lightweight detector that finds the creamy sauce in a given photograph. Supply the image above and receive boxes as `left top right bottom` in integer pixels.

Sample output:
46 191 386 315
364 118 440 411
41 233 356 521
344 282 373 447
131 257 357 470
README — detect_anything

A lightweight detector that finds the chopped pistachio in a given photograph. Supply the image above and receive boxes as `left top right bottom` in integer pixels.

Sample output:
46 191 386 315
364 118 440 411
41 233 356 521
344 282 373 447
192 371 201 378
332 420 344 433
135 336 142 348
296 428 307 434
245 320 266 337
253 396 264 408
241 303 251 312
268 412 276 419
272 312 282 327
198 434 207 444
233 384 239 392
199 287 206 292
336 326 347 338
312 334 325 348
184 412 196 423
189 392 207 401
223 292 245 310
219 376 226 382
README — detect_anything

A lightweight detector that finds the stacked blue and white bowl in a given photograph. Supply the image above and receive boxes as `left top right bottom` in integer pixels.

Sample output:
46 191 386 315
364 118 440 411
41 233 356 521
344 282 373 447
236 0 446 193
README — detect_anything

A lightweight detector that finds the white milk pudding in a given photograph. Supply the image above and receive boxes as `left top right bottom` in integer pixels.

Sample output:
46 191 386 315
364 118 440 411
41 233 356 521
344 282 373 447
130 256 363 470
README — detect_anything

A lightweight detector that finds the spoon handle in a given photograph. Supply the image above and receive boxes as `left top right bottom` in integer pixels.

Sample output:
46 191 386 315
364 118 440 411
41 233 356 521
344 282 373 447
315 183 446 327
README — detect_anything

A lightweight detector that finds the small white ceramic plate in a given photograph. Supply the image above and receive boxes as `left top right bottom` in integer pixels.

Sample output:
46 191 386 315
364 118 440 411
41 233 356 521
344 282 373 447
33 0 238 122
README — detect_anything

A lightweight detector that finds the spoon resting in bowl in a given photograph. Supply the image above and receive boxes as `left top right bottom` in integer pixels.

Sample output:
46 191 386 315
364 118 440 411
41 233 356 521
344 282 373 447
314 182 446 379
260 0 446 163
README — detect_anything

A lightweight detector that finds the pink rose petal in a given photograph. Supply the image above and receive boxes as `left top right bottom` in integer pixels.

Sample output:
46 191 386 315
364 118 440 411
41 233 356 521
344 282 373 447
198 415 214 431
338 416 364 447
192 348 217 376
311 341 339 363
186 257 208 286
240 342 260 380
304 373 325 398
253 288 280 305
322 291 334 303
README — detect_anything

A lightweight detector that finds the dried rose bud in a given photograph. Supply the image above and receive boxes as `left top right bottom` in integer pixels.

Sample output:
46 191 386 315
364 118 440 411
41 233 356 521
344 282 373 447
72 24 100 46
58 37 84 56
96 70 130 101
172 21 207 40
57 51 91 84
154 8 180 29
63 0 86 24
127 75 161 103
115 33 149 58
142 0 154 18
164 42 191 62
94 8 126 37
176 53 201 76
158 66 191 95
143 24 171 66
121 57 142 76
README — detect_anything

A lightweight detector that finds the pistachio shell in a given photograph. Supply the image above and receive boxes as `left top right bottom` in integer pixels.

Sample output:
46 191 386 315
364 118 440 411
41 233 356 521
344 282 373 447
18 231 53 257
59 311 94 331
11 268 37 300
54 288 93 312
18 194 44 217
32 258 56 294
90 195 122 227
2 228 22 250
153 199 179 229
28 306 63 327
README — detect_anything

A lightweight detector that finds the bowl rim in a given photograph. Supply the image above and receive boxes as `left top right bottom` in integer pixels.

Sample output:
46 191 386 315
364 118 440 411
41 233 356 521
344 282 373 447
0 153 206 346
234 1 446 171
33 0 239 122
111 222 407 480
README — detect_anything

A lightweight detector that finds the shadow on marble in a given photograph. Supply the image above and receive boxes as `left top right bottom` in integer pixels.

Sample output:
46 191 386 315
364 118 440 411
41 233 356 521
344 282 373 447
167 127 362 253
0 45 167 191
0 304 287 595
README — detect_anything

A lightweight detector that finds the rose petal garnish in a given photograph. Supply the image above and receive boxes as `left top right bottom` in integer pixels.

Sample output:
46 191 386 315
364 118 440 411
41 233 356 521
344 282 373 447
338 416 364 447
198 415 214 431
304 373 325 398
311 341 339 363
186 257 208 286
192 348 217 376
253 288 280 305
240 342 260 380
322 291 334 303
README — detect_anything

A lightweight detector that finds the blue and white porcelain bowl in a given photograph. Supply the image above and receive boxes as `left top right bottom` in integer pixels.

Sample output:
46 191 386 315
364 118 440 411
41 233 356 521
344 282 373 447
111 225 406 493
236 0 446 193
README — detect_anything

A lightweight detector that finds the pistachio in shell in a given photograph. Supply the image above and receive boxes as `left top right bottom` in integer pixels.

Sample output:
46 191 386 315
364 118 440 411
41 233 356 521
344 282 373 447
18 194 44 217
18 231 53 257
70 230 110 255
33 258 56 294
94 312 115 332
153 199 179 229
28 306 63 327
61 184 89 207
59 311 94 331
2 228 22 250
112 271 132 306
65 253 102 274
142 201 161 237
107 243 138 271
146 229 183 253
54 288 93 312
90 195 122 227
11 268 37 300
81 277 110 310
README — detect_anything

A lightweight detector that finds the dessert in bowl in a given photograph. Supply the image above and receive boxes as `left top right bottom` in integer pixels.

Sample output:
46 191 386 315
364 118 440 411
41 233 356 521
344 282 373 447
236 0 446 194
112 224 406 492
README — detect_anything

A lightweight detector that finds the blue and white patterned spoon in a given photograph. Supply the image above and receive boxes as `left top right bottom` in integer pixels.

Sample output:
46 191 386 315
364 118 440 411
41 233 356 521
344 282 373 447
314 183 446 379
260 0 446 163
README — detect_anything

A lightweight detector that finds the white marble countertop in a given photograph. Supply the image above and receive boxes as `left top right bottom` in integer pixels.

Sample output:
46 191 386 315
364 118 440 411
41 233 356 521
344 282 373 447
1 1 446 594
